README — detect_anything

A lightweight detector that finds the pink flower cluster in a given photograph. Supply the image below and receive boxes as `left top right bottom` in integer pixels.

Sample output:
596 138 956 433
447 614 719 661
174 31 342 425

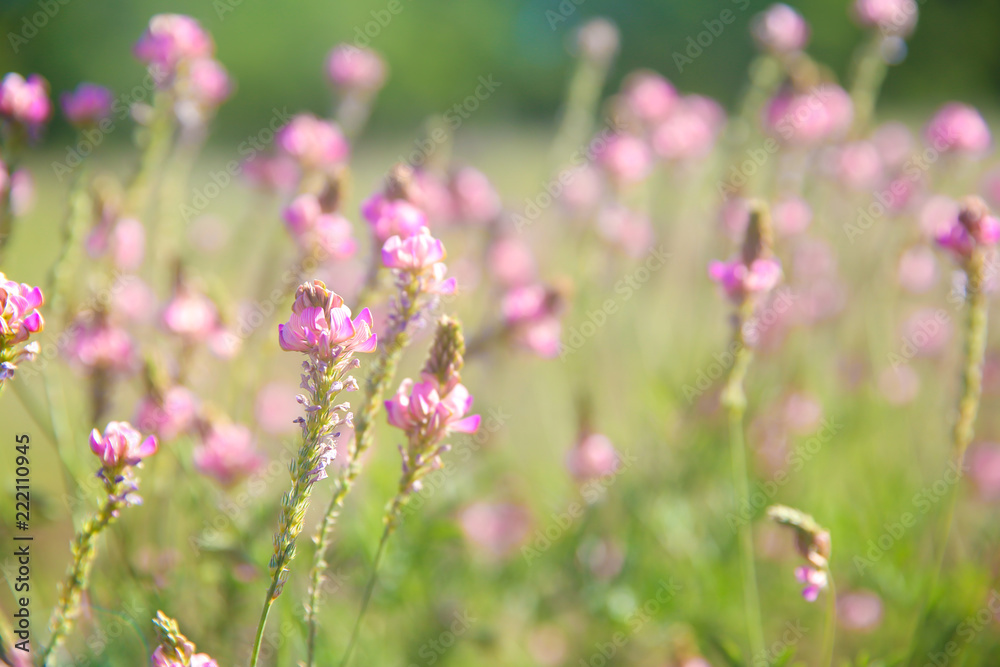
362 192 427 242
66 318 136 374
0 72 51 130
134 386 199 441
0 273 44 382
134 14 213 71
382 227 457 295
501 284 565 358
278 281 377 360
60 83 113 127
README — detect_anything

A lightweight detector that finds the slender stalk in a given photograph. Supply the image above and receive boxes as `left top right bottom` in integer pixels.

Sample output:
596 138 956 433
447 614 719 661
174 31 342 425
905 249 989 665
820 567 837 667
848 33 889 138
42 497 120 665
248 577 281 667
721 299 766 661
305 296 417 667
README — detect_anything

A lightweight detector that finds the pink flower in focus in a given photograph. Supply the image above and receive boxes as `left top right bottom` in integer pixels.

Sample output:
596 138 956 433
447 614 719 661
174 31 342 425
89 421 158 468
0 73 51 128
0 274 44 345
278 280 377 359
852 0 918 36
709 258 782 301
134 386 199 441
163 288 218 339
134 14 214 70
276 114 350 170
381 228 457 294
619 70 677 124
752 4 810 54
458 501 531 559
60 83 113 127
566 433 619 480
194 422 264 486
596 134 652 184
326 44 387 92
925 103 991 155
385 375 481 444
361 193 427 243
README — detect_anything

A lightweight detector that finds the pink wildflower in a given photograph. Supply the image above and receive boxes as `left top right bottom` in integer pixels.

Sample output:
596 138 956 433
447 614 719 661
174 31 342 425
276 114 350 170
326 44 387 92
60 83 113 127
193 422 264 486
89 421 158 468
0 73 51 128
278 280 377 359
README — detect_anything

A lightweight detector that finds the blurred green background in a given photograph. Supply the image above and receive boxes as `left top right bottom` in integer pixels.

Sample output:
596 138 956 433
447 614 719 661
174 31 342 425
2 0 1000 145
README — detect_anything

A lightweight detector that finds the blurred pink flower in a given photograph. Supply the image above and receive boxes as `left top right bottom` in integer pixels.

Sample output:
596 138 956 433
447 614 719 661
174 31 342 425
134 386 199 441
877 366 920 405
0 73 51 128
576 18 619 64
326 44 387 92
60 83 113 127
255 381 302 435
899 308 952 357
596 134 653 184
772 196 812 235
709 258 782 301
241 154 299 193
90 421 158 468
501 284 565 358
66 319 135 373
276 114 350 170
458 501 531 559
559 165 605 214
183 58 232 109
780 392 823 435
619 70 677 124
361 193 427 243
194 422 264 486
853 0 918 36
10 169 34 216
752 4 810 54
652 95 725 161
763 84 852 145
925 103 991 155
566 433 619 480
450 167 501 224
838 590 884 632
597 204 654 258
966 443 1000 502
278 280 377 359
163 287 218 339
830 141 883 191
110 217 146 270
488 237 536 287
873 121 915 169
282 194 357 259
795 565 828 602
134 14 214 71
935 199 1000 261
896 245 938 293
114 279 158 324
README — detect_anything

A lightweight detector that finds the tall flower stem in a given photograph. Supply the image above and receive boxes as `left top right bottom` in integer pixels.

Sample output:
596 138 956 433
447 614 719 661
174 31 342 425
721 298 766 661
906 248 989 665
249 361 346 667
41 496 121 666
820 566 837 667
305 295 417 667
848 33 889 138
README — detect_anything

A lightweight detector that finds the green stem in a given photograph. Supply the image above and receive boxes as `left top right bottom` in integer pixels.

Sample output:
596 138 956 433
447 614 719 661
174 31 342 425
721 301 766 661
820 567 837 667
42 497 119 665
848 33 889 138
305 297 417 667
905 250 989 665
248 577 280 667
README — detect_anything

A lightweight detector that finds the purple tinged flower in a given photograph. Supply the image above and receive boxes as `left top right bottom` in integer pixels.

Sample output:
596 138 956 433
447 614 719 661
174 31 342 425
89 421 158 468
0 73 51 128
193 422 264 486
134 14 214 70
361 193 427 243
935 196 1000 261
60 83 113 127
852 0 918 36
278 280 377 359
381 227 446 270
0 273 44 345
326 44 387 92
709 258 783 301
385 375 481 442
795 565 828 602
276 114 350 170
925 103 991 155
752 4 810 54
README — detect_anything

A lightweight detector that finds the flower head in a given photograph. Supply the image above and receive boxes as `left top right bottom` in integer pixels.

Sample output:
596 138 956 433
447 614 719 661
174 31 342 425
134 386 199 441
618 70 677 125
500 283 567 358
852 0 918 36
0 273 44 385
61 83 113 127
134 14 214 72
163 286 218 339
194 422 264 486
752 4 810 54
278 280 377 360
763 84 853 146
0 72 51 129
767 504 832 602
935 196 1000 262
151 612 218 667
710 202 783 303
925 103 991 155
326 44 387 92
283 194 357 259
575 18 619 66
90 421 158 469
382 227 457 294
362 194 427 243
66 319 135 374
